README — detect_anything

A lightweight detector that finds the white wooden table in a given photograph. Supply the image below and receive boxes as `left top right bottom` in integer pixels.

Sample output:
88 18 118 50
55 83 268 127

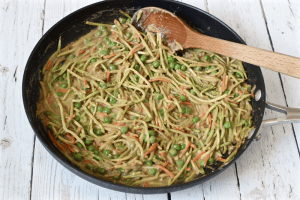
1 0 300 199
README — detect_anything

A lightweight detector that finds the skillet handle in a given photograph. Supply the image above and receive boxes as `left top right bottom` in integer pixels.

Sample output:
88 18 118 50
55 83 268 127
261 102 300 127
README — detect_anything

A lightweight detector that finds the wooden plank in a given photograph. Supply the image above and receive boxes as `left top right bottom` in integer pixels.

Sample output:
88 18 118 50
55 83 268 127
172 1 241 199
0 0 45 199
205 0 300 199
30 1 167 199
260 0 300 151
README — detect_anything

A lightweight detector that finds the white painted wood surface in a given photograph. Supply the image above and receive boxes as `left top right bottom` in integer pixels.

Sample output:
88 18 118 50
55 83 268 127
0 0 299 199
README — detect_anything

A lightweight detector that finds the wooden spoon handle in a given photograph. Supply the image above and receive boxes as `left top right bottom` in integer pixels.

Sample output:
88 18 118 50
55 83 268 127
186 32 300 79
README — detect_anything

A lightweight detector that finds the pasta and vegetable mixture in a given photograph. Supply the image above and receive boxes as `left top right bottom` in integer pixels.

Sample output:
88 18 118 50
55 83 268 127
37 12 254 187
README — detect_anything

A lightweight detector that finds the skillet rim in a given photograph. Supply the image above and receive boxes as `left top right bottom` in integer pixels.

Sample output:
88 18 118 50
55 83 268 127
22 0 266 194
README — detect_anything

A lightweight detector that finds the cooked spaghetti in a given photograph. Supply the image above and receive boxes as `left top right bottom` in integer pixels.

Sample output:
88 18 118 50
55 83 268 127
37 13 254 187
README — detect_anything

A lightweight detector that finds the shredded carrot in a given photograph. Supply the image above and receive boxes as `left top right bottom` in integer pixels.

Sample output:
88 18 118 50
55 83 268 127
156 165 175 178
180 86 186 96
104 53 118 59
190 144 197 149
116 161 123 165
204 154 210 166
208 113 212 129
48 94 54 105
96 141 101 146
163 162 168 167
132 134 139 138
225 97 239 105
133 33 140 42
179 141 191 158
217 156 226 162
143 182 149 187
167 105 172 109
112 31 117 38
65 134 75 144
239 91 243 96
186 167 191 171
128 42 139 45
174 127 185 132
57 89 68 93
222 75 226 92
180 114 184 118
251 92 254 97
148 78 171 83
48 132 64 150
65 144 75 153
97 113 108 117
131 43 144 55
91 46 96 53
155 116 159 126
144 143 158 157
176 69 186 79
161 152 166 158
192 151 206 162
182 102 193 105
84 159 91 164
168 95 174 100
83 80 88 88
76 49 86 56
106 70 110 83
156 54 160 58
108 166 115 170
45 61 52 70
112 122 126 126
83 55 90 59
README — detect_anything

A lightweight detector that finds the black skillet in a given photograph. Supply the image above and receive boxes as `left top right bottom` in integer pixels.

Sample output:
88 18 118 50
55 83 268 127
24 0 297 194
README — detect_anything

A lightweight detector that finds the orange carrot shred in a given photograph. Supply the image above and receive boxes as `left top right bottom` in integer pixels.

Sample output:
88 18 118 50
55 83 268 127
222 75 226 92
57 89 68 93
167 105 172 109
176 69 186 79
84 80 88 87
161 152 166 158
208 113 212 129
239 91 243 96
48 132 64 150
163 162 168 167
190 144 197 149
91 46 96 53
168 95 174 100
143 182 149 187
144 143 158 157
106 70 110 83
182 102 193 105
45 61 53 70
204 154 210 166
103 53 118 59
76 49 86 56
155 116 159 126
179 141 191 158
156 165 175 178
225 97 239 105
148 78 171 83
97 113 108 117
217 156 226 162
192 151 206 162
131 43 144 55
186 167 191 171
48 94 54 105
65 134 75 144
65 144 76 153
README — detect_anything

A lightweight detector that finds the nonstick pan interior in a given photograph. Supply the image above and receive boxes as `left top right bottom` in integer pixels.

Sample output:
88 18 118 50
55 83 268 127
23 0 266 194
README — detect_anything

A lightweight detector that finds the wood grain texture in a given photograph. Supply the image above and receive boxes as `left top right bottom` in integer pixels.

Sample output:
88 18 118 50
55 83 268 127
0 0 45 199
205 0 300 199
260 0 300 152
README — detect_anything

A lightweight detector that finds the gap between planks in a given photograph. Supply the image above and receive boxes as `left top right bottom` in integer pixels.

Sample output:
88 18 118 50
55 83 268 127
259 0 300 157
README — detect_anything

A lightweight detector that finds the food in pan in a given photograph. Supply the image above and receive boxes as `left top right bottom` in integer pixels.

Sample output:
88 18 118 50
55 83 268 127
37 12 254 187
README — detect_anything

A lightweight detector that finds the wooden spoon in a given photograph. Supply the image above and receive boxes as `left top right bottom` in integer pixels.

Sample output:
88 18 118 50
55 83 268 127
131 7 300 79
